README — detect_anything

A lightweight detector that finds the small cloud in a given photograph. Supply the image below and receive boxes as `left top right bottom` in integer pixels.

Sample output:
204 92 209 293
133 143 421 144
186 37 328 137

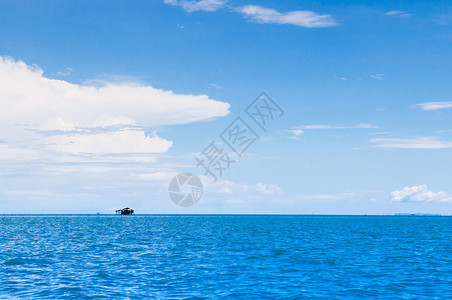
207 83 222 89
176 24 184 28
384 10 411 18
134 171 176 181
82 75 144 86
414 101 452 111
164 0 227 12
201 176 283 195
298 124 377 130
370 73 384 80
370 137 452 149
236 5 338 28
53 67 73 76
253 183 283 195
298 191 355 200
283 129 304 140
285 129 304 135
369 132 393 136
435 12 452 26
390 185 452 203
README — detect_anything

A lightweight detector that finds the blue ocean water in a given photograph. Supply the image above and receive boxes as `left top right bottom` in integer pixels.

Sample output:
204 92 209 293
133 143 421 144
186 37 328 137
0 215 451 299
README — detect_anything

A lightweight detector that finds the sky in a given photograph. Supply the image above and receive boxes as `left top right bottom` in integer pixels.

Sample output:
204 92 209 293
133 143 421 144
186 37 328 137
0 0 451 214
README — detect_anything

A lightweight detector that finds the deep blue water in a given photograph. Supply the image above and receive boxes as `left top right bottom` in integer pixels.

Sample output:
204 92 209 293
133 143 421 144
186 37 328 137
0 215 451 299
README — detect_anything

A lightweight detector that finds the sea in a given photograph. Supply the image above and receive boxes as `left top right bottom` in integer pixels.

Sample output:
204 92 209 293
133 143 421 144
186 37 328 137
0 215 451 299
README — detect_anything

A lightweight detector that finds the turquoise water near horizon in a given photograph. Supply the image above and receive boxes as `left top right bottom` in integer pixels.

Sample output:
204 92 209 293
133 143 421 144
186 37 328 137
1 215 451 299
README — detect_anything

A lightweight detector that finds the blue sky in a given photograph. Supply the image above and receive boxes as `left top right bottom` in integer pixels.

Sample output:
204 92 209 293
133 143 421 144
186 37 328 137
0 0 451 214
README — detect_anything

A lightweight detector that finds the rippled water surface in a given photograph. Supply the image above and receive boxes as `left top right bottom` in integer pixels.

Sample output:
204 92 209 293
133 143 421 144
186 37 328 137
0 215 451 299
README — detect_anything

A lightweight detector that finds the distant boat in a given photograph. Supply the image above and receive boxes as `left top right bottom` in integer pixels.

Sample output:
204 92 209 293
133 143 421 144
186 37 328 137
115 207 134 215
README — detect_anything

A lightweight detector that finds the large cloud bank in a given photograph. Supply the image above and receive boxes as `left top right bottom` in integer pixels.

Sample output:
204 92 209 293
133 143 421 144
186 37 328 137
0 56 230 155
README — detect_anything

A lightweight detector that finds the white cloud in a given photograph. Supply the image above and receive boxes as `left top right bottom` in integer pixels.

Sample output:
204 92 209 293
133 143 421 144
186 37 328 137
49 130 173 154
164 0 227 12
414 101 452 111
286 129 304 135
207 83 223 89
370 73 384 80
390 185 452 203
298 124 377 130
283 129 303 139
93 115 137 128
0 56 230 156
163 1 337 28
38 117 81 132
253 182 283 195
284 129 303 140
0 143 44 161
53 67 73 77
384 10 411 18
201 176 283 195
237 5 337 28
133 171 176 181
370 137 452 149
0 56 229 129
368 132 393 136
298 191 355 200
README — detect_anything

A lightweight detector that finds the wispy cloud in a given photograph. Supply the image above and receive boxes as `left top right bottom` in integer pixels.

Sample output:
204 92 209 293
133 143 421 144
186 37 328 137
384 10 411 18
298 191 355 200
164 0 227 12
370 73 384 80
414 101 452 111
370 137 452 149
435 12 452 26
391 185 452 203
297 124 377 130
236 5 337 28
283 129 304 140
207 83 223 89
285 129 304 135
368 132 393 136
163 1 337 28
53 67 73 77
201 176 283 195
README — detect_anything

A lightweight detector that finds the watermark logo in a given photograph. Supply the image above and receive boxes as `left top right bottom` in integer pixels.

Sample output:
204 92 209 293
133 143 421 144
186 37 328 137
168 173 203 207
245 92 284 132
219 117 259 156
169 92 284 206
195 141 236 182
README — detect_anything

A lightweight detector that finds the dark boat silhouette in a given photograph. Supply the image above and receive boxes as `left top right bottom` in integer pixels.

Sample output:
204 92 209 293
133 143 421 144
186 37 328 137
115 207 134 215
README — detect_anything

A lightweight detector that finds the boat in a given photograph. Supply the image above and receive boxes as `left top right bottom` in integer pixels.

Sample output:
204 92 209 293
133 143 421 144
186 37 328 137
115 207 134 215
